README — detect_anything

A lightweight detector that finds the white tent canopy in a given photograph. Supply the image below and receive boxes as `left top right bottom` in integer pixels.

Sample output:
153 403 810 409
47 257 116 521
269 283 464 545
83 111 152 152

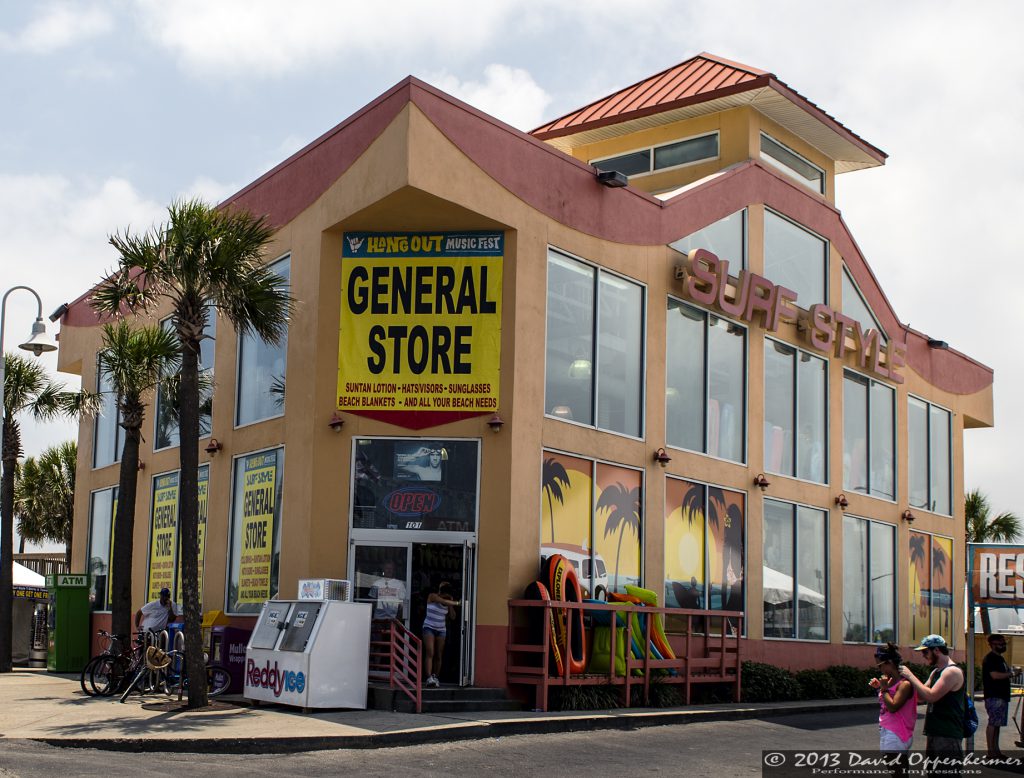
762 566 825 607
13 561 45 588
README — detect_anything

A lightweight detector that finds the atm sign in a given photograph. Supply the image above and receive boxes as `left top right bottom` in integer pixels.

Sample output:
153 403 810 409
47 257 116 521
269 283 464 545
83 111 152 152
45 574 88 587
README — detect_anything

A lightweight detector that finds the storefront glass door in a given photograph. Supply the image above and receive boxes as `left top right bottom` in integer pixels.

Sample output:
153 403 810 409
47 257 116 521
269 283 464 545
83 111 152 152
351 539 474 685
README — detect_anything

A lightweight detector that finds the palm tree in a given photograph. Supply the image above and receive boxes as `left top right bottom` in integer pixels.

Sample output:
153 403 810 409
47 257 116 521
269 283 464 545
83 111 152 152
965 488 1021 634
541 457 570 543
14 441 77 569
908 533 927 638
1 353 96 672
98 321 180 641
597 483 640 592
92 198 291 707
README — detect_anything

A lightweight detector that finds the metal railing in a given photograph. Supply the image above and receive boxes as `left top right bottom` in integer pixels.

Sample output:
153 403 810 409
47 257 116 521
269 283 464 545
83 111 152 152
369 619 422 713
506 599 743 712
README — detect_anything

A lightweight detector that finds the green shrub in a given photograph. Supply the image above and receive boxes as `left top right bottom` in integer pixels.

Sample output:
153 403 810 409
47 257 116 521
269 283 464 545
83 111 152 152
795 669 840 700
550 684 622 711
826 664 875 698
741 661 801 703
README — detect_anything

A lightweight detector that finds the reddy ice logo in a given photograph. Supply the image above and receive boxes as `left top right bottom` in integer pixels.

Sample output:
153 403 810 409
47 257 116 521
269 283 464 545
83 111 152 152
246 659 306 697
384 487 441 517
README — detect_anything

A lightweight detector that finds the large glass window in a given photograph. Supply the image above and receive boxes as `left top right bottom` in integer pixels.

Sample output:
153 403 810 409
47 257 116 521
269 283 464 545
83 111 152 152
92 363 122 468
666 299 746 462
764 340 827 482
908 397 952 515
541 451 643 597
155 312 215 450
545 250 644 436
764 210 827 309
236 255 291 426
664 478 745 632
228 448 284 613
763 500 828 640
843 371 895 500
760 133 825 194
669 209 746 270
842 267 886 344
909 531 953 646
352 438 479 533
842 517 895 643
87 487 117 611
592 132 719 178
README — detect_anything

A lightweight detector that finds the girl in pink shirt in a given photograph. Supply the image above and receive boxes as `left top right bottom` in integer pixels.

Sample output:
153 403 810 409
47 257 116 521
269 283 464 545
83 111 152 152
869 643 918 756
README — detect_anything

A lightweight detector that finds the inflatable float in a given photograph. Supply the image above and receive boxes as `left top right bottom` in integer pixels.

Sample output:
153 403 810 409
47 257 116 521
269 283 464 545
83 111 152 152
541 553 587 676
523 579 563 676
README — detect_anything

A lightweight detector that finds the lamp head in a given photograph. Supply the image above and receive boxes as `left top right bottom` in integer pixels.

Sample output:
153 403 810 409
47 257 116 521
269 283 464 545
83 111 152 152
18 318 57 356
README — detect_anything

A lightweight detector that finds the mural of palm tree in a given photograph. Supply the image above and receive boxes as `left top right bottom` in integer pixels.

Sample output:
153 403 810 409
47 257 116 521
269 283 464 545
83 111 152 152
931 542 950 632
598 483 640 592
678 482 705 606
966 488 1021 634
908 533 927 637
541 457 570 543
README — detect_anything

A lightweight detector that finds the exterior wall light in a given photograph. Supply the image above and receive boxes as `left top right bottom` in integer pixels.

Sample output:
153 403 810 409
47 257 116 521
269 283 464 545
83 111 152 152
328 412 345 432
901 509 915 523
487 413 505 433
835 493 849 510
137 461 145 471
753 473 770 491
204 438 223 456
654 447 672 468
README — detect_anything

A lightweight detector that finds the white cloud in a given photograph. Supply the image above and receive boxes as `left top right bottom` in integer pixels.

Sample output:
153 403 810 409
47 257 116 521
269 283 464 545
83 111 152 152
0 3 113 54
134 0 523 77
424 64 552 130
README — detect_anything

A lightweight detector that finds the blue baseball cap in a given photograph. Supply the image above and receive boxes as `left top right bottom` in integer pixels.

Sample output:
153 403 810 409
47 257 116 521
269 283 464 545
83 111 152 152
912 634 946 650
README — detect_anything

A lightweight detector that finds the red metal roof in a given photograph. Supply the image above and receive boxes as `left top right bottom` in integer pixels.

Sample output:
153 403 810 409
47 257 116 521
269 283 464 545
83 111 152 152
532 53 767 137
530 52 885 167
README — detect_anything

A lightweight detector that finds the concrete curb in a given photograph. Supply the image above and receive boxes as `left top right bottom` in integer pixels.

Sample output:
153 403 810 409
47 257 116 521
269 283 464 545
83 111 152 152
22 699 881 754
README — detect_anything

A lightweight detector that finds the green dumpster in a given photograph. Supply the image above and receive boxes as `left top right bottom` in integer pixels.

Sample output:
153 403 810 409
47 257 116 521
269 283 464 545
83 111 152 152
44 574 91 672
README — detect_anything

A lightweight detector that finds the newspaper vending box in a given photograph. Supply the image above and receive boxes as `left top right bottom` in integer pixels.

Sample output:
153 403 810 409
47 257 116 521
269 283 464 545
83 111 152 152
243 599 371 709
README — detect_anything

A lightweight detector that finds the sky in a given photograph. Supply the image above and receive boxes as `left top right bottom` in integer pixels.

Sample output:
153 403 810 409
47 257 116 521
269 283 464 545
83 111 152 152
3 0 1023 551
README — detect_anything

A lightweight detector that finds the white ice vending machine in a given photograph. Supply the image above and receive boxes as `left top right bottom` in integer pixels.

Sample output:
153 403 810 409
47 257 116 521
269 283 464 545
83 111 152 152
243 599 371 709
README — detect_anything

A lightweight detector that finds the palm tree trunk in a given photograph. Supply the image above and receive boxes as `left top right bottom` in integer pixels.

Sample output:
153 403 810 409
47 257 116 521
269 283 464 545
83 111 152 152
547 494 555 543
18 535 24 554
614 528 625 594
0 418 18 672
178 337 206 708
110 420 142 640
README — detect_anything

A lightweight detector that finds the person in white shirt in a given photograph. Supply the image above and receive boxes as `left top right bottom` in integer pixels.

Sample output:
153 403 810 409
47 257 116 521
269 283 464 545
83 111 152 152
135 587 179 633
368 561 406 621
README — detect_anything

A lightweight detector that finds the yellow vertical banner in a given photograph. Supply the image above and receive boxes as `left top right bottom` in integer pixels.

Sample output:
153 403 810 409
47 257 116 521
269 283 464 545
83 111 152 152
238 451 277 604
148 472 179 600
175 465 210 603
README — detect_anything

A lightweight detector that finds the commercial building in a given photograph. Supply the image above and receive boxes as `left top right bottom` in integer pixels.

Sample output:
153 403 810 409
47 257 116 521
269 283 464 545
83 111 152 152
58 52 992 689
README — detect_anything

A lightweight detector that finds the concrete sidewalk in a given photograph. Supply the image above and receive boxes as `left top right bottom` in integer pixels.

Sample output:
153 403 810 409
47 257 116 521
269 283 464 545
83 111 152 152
0 668 878 753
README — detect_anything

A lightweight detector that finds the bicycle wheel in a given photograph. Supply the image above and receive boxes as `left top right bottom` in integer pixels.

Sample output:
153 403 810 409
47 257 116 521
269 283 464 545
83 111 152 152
79 656 103 697
92 655 130 696
207 665 231 698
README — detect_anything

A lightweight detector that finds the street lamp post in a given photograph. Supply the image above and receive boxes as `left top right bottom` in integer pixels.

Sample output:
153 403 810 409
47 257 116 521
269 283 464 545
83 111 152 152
0 285 57 671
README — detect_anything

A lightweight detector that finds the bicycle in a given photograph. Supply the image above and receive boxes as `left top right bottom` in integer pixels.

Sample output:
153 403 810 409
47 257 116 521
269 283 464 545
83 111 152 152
79 630 128 697
119 646 230 703
90 631 160 697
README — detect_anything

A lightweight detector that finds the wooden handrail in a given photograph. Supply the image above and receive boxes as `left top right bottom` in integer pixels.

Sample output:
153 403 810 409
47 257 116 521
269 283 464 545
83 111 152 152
386 619 422 714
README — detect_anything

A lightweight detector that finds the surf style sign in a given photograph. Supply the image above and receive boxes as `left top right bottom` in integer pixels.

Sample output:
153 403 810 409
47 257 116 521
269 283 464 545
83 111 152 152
338 231 503 429
969 543 1024 608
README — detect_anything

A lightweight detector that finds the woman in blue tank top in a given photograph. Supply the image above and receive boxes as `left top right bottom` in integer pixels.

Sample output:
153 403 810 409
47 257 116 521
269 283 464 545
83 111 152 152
422 581 459 687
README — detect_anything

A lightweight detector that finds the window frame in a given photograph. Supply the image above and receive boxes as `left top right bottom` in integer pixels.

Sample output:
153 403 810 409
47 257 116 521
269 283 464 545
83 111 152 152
590 131 721 180
762 497 830 643
842 368 897 503
760 132 826 195
841 266 887 344
763 207 829 310
763 336 829 484
234 253 292 430
908 394 953 517
91 358 122 469
152 311 216 452
841 515 897 644
543 247 647 440
668 208 748 272
665 296 748 464
86 485 117 613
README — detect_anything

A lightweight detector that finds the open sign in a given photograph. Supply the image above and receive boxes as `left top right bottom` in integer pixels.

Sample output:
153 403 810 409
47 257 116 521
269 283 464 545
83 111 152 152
384 487 441 517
